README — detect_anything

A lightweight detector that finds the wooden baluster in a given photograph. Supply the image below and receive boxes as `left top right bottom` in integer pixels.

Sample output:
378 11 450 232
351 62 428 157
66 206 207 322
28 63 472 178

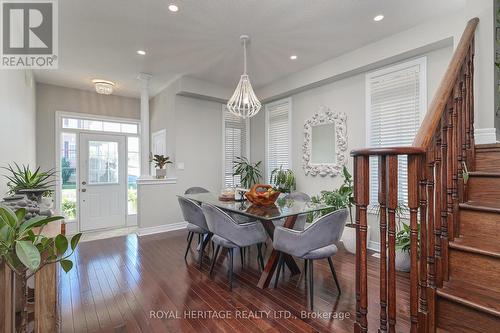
444 96 454 282
460 66 467 171
418 153 429 332
387 156 398 333
469 41 476 170
465 51 472 167
408 155 419 333
354 156 369 333
378 156 388 333
435 125 443 287
354 157 361 333
451 83 460 242
426 141 437 331
456 76 464 205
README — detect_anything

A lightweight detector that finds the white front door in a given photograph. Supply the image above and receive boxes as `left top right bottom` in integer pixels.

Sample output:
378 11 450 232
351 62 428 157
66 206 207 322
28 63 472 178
79 133 127 231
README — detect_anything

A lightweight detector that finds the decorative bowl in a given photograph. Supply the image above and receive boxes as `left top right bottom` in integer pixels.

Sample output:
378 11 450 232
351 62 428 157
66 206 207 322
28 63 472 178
244 184 280 206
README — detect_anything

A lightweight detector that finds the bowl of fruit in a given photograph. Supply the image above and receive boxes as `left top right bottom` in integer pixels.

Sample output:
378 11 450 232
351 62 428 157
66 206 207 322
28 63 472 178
245 184 280 206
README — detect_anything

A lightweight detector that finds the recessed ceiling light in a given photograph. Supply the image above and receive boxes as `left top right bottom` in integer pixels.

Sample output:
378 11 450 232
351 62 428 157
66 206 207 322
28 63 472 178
290 55 298 60
137 50 146 55
373 15 384 22
168 4 179 12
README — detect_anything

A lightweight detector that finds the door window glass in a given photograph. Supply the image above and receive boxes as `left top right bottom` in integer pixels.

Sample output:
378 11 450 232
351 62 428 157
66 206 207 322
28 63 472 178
88 141 119 184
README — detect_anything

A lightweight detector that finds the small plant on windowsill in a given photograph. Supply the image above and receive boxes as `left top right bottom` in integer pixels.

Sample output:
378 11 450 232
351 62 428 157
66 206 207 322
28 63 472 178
151 154 172 179
270 166 296 193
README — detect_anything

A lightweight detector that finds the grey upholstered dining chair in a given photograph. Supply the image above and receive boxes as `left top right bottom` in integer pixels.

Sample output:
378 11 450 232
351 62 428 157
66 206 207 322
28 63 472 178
273 191 311 231
201 203 267 290
184 186 210 194
178 197 211 268
272 208 348 310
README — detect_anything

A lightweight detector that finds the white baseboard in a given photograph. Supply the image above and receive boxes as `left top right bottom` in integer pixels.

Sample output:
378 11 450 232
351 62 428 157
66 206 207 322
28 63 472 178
368 240 380 252
475 128 500 144
136 221 187 236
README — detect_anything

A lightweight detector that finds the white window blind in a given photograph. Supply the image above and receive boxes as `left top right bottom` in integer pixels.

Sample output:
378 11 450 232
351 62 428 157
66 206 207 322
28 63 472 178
366 58 426 206
266 98 291 182
223 106 249 187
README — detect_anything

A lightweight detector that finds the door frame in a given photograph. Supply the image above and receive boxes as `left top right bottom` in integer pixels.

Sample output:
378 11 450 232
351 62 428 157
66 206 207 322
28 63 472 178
79 132 127 232
55 111 141 234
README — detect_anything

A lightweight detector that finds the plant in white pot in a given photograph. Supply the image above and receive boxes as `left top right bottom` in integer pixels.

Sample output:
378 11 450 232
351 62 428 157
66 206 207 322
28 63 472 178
394 222 420 272
308 166 362 254
152 154 172 179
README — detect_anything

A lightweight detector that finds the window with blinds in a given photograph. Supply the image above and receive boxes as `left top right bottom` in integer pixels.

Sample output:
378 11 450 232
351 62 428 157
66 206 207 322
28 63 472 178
223 106 249 187
266 98 291 182
366 58 426 206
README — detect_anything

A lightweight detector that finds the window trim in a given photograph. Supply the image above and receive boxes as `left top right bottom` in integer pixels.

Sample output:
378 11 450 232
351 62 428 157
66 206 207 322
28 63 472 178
221 105 250 188
265 97 293 182
364 57 427 207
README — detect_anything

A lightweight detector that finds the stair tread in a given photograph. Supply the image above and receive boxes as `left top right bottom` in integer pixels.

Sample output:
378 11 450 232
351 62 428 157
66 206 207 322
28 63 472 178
438 280 500 318
450 237 500 258
460 201 500 213
468 171 500 177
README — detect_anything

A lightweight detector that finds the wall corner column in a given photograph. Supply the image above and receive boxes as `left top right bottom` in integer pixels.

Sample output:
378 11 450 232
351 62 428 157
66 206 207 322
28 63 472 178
137 73 152 178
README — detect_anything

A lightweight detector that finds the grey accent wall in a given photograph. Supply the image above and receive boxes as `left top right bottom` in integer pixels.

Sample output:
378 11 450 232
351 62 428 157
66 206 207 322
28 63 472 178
0 71 36 195
35 83 140 172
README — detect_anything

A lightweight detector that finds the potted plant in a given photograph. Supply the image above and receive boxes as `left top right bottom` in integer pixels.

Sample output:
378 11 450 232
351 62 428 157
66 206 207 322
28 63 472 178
0 204 81 332
152 154 172 179
309 166 362 254
270 166 296 193
232 157 262 189
2 163 56 202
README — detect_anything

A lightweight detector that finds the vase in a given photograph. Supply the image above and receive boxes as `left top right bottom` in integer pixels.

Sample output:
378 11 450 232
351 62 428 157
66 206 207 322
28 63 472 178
341 225 371 254
395 249 411 272
155 168 166 179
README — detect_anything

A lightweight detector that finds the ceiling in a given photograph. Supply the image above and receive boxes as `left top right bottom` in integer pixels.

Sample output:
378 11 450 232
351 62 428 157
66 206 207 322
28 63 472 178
34 0 465 98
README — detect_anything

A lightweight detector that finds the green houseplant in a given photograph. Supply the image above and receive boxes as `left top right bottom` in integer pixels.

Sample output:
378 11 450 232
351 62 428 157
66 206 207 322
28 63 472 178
232 156 262 189
3 163 56 201
152 154 172 179
270 166 296 193
0 205 81 332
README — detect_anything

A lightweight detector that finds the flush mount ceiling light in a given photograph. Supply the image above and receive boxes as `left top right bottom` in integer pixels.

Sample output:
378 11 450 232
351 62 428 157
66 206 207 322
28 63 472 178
92 79 115 95
373 14 384 22
137 50 146 55
168 4 179 12
226 35 261 118
290 55 298 60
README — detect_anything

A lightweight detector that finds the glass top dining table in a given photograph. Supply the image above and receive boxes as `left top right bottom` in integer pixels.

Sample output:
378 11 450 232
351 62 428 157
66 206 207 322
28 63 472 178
181 192 333 221
180 192 335 289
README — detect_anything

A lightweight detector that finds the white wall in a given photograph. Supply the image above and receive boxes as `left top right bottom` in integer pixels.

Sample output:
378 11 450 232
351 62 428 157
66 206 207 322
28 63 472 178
141 87 223 228
35 83 140 172
251 46 452 246
0 71 37 196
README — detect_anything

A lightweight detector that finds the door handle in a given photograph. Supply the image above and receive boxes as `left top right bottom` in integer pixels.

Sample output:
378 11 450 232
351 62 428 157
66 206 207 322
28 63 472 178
82 181 87 185
81 188 86 192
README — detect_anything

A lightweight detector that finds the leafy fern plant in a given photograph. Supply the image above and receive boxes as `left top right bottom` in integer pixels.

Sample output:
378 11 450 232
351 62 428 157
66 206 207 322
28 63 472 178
270 166 296 193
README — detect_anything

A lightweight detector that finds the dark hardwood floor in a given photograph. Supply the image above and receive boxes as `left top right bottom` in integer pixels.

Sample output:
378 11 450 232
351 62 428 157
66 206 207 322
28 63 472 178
57 230 411 332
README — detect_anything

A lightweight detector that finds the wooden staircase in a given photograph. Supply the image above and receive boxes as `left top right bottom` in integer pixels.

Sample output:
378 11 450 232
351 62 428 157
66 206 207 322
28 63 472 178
435 144 500 332
351 17 500 332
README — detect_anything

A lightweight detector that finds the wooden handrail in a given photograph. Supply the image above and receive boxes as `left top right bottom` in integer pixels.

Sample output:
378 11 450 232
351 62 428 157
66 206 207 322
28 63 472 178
413 18 479 149
351 17 478 333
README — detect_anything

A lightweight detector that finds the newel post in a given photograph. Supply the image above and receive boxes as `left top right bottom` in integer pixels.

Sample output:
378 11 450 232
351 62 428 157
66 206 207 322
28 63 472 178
354 155 369 333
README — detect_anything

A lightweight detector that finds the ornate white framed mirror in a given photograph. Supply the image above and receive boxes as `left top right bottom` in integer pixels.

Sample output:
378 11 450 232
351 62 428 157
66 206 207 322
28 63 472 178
302 106 347 176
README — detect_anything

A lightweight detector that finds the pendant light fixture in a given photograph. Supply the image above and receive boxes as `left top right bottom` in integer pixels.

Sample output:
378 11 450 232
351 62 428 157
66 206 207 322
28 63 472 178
227 35 262 118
